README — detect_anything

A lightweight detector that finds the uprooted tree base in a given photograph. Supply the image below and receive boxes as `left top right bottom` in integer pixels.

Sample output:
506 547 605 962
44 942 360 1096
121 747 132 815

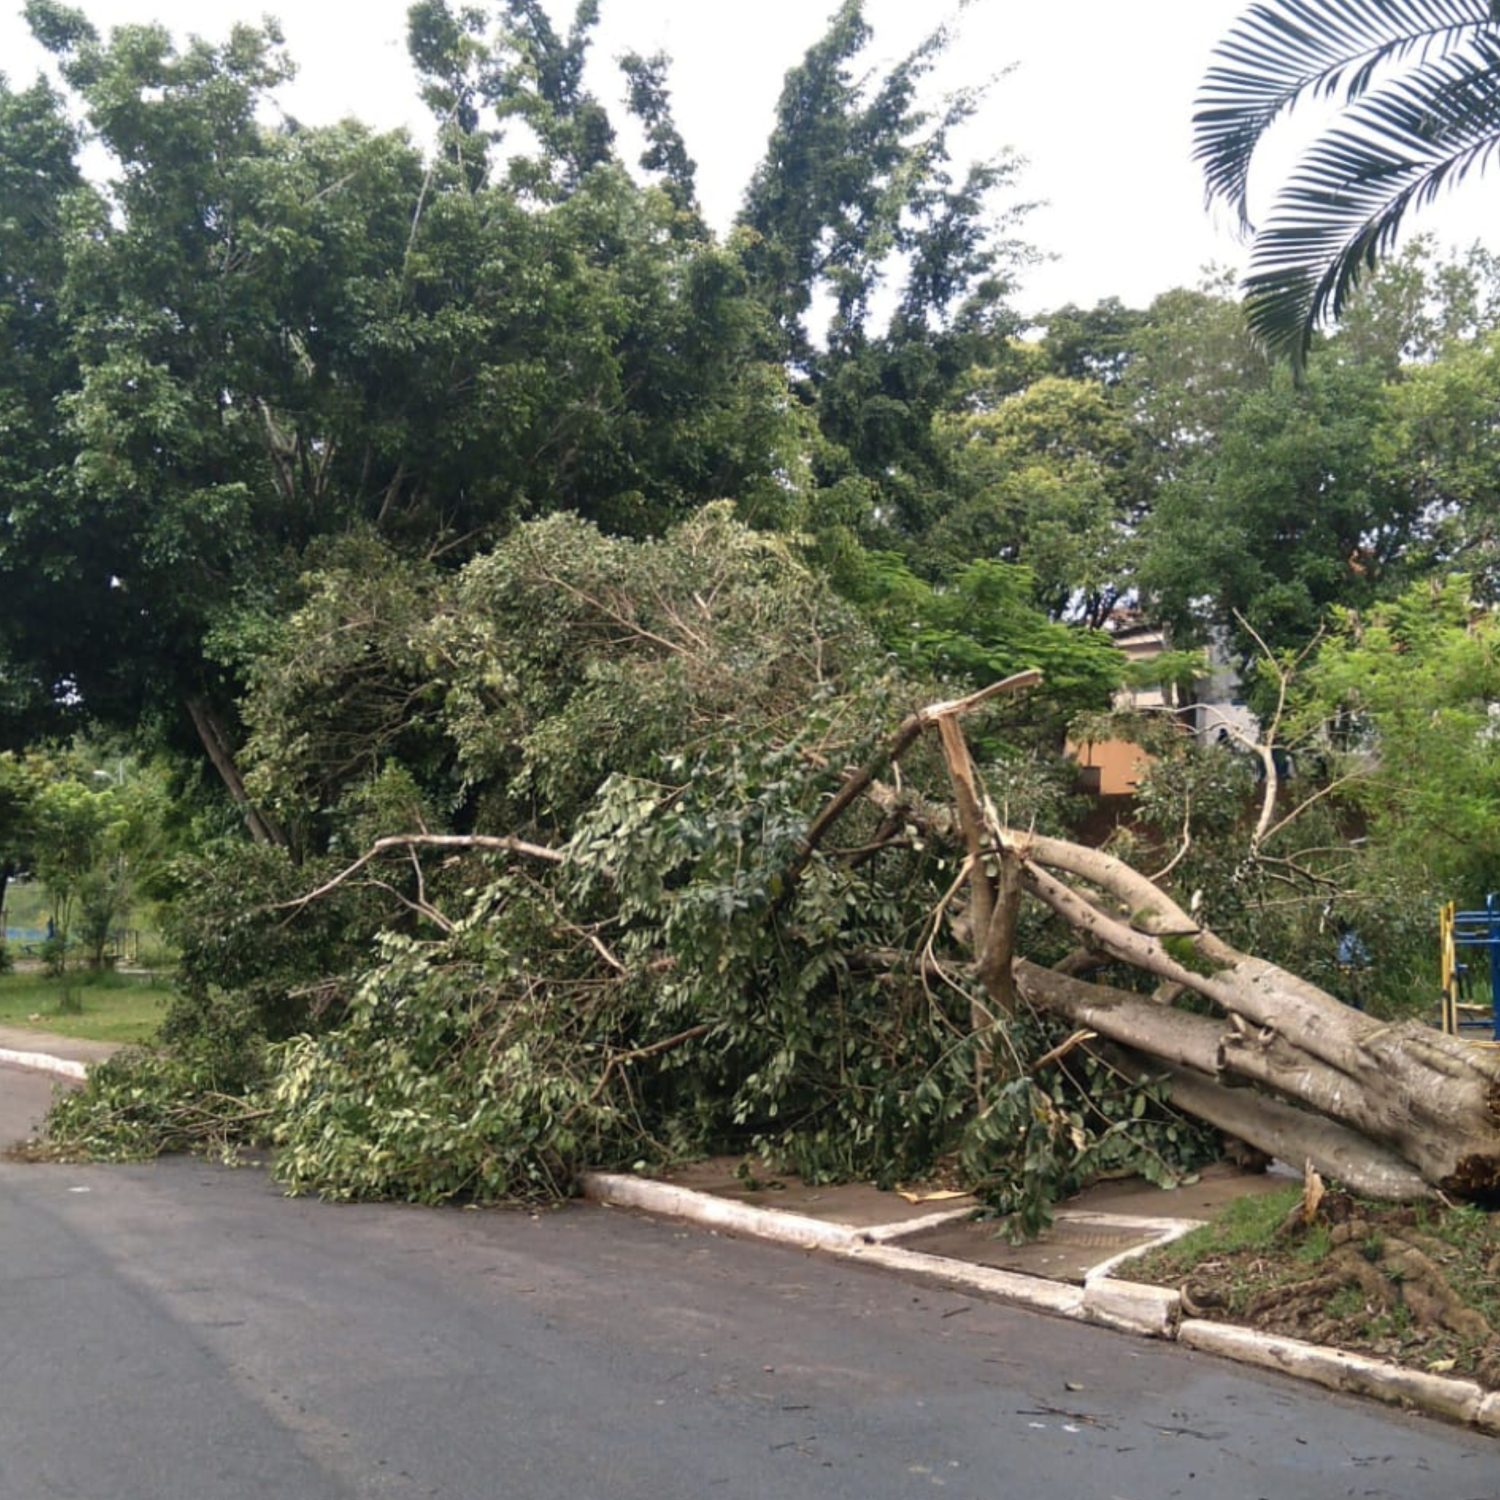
878 679 1500 1202
1136 1189 1500 1389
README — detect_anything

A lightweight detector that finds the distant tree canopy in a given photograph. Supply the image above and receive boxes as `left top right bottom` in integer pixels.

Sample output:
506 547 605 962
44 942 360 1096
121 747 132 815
0 0 1065 825
6 0 1500 887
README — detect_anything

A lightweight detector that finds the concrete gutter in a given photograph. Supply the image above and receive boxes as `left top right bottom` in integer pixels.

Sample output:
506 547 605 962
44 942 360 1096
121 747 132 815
1181 1321 1499 1433
582 1171 1087 1318
844 1239 1086 1319
579 1170 1499 1438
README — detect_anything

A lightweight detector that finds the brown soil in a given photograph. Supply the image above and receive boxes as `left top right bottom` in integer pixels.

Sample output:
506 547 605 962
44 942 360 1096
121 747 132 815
1136 1189 1500 1389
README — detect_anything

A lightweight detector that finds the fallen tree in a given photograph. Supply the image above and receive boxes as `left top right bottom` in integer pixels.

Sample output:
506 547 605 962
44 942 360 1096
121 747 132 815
227 676 1500 1203
39 512 1500 1213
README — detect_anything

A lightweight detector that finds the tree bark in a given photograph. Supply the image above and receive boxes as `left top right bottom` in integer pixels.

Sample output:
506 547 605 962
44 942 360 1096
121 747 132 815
1009 843 1500 1195
774 670 1040 913
1125 1051 1433 1202
1140 1062 1422 1200
185 696 287 848
274 833 566 918
904 707 1500 1200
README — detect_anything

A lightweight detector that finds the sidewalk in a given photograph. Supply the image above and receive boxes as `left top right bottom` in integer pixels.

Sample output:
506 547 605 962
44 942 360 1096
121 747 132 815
653 1156 1296 1280
585 1157 1282 1296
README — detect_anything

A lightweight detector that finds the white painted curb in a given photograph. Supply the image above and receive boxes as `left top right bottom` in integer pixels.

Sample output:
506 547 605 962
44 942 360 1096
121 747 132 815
0 1047 87 1082
1083 1276 1181 1338
844 1239 1086 1318
1180 1320 1487 1426
579 1172 860 1251
1055 1210 1201 1235
861 1205 977 1242
1479 1391 1500 1435
581 1172 1088 1320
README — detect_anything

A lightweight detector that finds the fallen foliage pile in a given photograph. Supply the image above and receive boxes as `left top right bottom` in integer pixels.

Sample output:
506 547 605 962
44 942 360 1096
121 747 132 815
35 510 1500 1223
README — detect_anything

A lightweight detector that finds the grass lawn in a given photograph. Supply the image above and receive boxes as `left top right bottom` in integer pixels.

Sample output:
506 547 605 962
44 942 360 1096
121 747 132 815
0 969 171 1045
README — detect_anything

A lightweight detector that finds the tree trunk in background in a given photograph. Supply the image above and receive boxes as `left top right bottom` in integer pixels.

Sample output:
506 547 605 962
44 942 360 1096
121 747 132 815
185 696 288 849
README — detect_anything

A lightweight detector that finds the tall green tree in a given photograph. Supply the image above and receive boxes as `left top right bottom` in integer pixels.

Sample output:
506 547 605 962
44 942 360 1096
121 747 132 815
0 66 86 747
1378 326 1500 598
736 1 1032 542
1140 359 1419 661
2 2 804 837
930 376 1142 626
1131 245 1500 662
1296 574 1500 896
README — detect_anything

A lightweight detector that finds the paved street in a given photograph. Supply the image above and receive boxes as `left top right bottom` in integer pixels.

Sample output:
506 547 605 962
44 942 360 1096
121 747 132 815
1 1062 1496 1499
0 1060 61 1143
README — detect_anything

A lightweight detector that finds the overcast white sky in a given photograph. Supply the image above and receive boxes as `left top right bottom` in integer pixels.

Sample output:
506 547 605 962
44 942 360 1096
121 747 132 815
2 0 1493 316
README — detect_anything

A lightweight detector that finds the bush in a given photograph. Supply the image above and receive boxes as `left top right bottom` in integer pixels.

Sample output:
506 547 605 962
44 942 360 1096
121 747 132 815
39 933 67 977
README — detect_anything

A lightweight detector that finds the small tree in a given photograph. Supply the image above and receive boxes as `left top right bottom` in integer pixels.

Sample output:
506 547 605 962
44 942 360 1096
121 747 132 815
31 775 111 967
29 753 173 970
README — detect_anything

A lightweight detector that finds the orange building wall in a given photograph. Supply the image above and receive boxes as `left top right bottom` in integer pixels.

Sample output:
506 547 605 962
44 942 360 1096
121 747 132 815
1068 737 1155 797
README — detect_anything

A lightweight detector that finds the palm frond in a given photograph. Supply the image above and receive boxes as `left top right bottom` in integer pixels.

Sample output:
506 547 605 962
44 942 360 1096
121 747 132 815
1195 0 1497 226
1241 35 1500 365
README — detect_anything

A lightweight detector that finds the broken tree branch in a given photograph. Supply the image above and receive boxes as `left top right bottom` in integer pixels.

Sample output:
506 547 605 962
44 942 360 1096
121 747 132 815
275 834 566 918
774 670 1042 909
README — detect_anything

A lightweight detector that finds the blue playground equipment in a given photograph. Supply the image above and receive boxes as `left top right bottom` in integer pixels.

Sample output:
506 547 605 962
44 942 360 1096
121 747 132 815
1439 897 1500 1042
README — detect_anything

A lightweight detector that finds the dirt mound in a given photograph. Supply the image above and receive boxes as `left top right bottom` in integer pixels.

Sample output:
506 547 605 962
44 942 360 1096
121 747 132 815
1143 1189 1500 1388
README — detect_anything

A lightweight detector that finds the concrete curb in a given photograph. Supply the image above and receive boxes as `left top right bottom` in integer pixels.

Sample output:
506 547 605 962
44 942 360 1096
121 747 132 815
1480 1392 1500 1435
580 1171 1087 1319
579 1173 861 1251
580 1170 1499 1436
1083 1277 1181 1338
1180 1320 1488 1428
0 1047 87 1082
861 1205 977 1242
844 1239 1086 1318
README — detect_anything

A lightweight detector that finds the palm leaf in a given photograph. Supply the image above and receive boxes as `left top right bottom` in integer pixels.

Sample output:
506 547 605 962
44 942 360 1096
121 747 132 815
1195 0 1497 226
1240 34 1500 364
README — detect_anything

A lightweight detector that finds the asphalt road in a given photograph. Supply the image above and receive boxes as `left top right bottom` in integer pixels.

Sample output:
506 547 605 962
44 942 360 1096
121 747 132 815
1 1062 1496 1500
0 1061 61 1143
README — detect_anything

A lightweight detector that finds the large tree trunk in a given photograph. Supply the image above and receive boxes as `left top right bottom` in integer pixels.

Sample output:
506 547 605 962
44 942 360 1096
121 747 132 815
879 687 1500 1202
1124 1051 1433 1203
1015 965 1436 1200
1004 834 1500 1196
